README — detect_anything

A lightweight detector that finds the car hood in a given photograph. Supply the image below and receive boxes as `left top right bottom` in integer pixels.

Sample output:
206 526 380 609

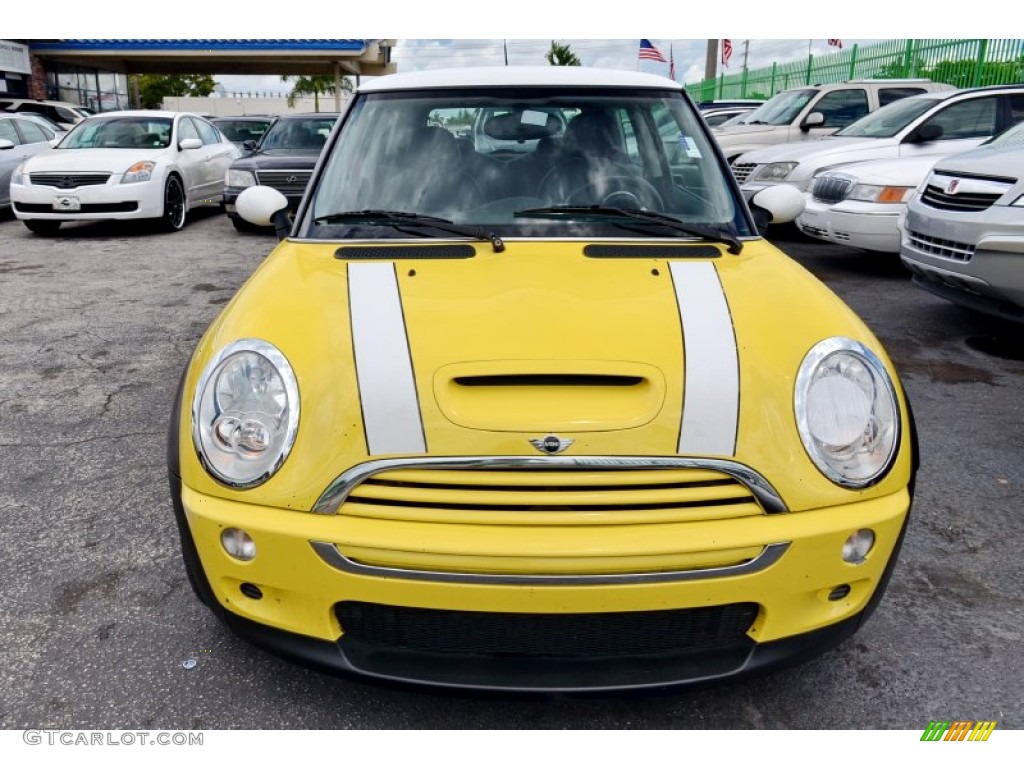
231 149 321 171
931 143 1024 178
24 147 169 173
737 137 893 166
178 238 913 515
819 155 945 186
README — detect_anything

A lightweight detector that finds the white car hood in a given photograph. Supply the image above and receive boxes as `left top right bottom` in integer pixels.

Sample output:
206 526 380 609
737 136 895 166
820 155 944 186
714 123 783 138
24 147 168 174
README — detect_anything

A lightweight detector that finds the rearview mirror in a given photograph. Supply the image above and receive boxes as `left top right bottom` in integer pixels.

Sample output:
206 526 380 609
908 123 943 143
800 112 825 131
237 186 290 239
750 184 805 233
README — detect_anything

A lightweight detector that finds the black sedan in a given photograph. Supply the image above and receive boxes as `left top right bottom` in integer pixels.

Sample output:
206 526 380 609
223 113 338 232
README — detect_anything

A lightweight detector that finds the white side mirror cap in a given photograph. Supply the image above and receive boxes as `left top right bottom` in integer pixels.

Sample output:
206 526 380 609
179 137 203 151
751 184 805 224
236 186 289 226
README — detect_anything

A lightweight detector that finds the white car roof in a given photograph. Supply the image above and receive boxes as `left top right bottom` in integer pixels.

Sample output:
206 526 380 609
359 66 681 93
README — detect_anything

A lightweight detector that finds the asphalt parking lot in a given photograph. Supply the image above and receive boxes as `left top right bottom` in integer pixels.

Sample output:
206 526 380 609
1 209 1021 730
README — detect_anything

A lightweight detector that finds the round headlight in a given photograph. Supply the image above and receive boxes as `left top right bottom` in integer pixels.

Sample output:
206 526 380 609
191 339 299 488
795 338 900 488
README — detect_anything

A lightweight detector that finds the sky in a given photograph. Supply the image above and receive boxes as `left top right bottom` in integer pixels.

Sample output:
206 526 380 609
214 39 883 97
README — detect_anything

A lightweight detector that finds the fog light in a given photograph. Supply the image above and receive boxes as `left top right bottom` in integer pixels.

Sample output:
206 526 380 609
239 582 263 600
221 528 256 561
842 529 874 564
828 584 852 601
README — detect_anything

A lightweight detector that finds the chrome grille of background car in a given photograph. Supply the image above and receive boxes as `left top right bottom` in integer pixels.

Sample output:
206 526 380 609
255 170 312 194
907 229 976 262
730 163 757 184
29 173 111 189
921 184 1004 212
811 175 855 204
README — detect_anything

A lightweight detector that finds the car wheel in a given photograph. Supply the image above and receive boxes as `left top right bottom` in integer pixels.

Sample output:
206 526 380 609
24 220 62 236
161 175 187 232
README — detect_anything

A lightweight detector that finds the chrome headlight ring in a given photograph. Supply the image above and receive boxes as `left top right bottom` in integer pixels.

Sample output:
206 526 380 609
795 337 901 489
191 339 300 489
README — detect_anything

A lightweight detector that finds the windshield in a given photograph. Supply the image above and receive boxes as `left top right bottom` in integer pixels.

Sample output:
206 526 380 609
730 89 817 126
834 95 939 138
302 86 752 240
60 117 172 149
215 119 272 143
257 117 336 152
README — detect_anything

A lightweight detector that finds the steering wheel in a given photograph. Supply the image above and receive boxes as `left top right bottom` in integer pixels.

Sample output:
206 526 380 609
539 166 665 210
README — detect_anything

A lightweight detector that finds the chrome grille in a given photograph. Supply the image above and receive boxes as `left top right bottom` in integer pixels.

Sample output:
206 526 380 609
255 169 312 194
907 229 975 262
921 184 1002 212
731 163 756 184
341 466 766 522
811 175 854 204
29 172 111 189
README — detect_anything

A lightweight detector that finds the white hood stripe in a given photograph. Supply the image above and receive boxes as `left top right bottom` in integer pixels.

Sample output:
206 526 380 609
348 262 426 455
670 262 739 456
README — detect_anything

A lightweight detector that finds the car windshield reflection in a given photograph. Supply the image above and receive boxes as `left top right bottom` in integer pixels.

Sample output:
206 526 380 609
304 87 750 240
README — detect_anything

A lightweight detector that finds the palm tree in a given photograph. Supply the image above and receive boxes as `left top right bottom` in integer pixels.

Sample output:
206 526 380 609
545 41 581 67
280 74 353 112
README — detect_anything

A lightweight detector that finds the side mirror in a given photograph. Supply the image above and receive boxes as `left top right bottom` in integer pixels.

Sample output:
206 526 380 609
800 111 825 132
0 138 14 150
242 139 257 152
750 184 805 233
178 137 203 151
908 123 943 143
236 186 291 239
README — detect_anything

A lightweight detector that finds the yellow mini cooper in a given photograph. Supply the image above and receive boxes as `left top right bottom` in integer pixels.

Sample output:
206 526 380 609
169 67 918 693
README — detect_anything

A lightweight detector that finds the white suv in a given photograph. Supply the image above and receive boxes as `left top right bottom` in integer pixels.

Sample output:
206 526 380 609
0 99 92 131
713 79 952 163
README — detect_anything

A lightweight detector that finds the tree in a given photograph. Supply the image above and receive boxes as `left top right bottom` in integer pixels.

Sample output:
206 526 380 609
545 41 581 67
135 74 218 109
281 74 353 112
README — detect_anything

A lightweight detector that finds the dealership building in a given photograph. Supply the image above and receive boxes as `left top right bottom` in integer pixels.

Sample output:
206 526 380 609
1 39 395 112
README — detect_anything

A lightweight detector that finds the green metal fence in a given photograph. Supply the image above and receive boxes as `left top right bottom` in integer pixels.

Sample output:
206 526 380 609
686 39 1024 102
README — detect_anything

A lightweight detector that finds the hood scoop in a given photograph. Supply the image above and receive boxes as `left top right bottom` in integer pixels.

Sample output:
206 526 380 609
433 361 666 432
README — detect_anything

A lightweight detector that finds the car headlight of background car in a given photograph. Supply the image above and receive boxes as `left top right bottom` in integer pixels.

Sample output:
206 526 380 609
846 184 913 204
191 339 300 488
753 162 798 182
11 162 26 186
795 337 900 488
121 161 155 184
227 169 257 188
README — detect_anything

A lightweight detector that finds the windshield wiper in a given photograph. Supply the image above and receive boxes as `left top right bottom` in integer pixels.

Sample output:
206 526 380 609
514 206 742 254
313 210 505 253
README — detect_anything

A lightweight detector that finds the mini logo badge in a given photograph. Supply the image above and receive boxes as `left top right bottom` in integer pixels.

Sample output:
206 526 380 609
529 435 574 455
946 179 960 195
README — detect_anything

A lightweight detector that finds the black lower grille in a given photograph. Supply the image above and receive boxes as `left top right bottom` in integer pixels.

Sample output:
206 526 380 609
14 202 138 214
336 601 758 658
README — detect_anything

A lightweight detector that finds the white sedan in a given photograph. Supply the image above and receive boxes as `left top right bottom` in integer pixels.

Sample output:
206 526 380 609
10 110 238 235
795 156 944 253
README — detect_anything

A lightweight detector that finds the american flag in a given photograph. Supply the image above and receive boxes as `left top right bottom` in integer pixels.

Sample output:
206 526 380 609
828 39 844 48
639 39 666 63
722 39 733 67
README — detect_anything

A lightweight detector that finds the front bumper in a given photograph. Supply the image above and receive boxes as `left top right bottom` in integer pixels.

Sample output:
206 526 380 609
901 206 1024 321
11 178 164 220
171 470 912 693
797 197 903 253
